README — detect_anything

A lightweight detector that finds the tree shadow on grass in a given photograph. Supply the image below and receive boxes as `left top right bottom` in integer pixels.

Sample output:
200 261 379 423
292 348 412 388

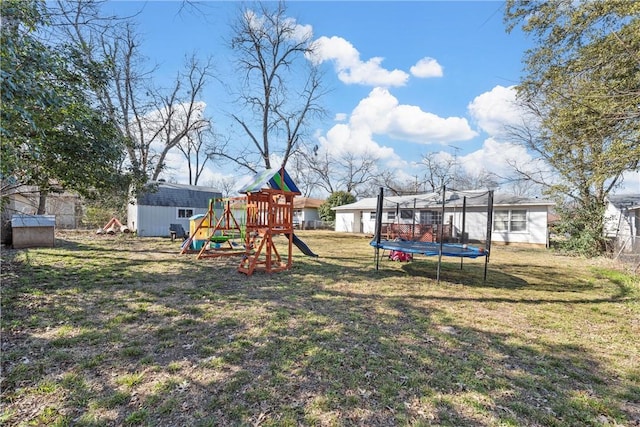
201 280 639 425
2 238 639 426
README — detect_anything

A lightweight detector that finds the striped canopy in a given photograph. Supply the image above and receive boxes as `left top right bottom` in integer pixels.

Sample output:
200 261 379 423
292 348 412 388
238 168 301 194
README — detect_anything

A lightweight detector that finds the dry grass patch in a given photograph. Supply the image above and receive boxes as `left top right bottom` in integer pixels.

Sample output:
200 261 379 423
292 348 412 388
1 230 638 426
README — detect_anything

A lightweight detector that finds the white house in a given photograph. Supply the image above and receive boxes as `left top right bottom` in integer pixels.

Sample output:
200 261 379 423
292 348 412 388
293 197 325 229
333 190 554 247
604 194 640 253
128 182 222 237
2 184 82 229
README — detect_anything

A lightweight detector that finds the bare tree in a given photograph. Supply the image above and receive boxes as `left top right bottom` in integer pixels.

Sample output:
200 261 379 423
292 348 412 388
371 171 422 196
56 1 213 185
287 150 323 197
175 126 219 186
224 1 326 173
419 151 501 192
499 176 542 197
296 146 334 194
419 152 459 192
296 144 380 198
336 151 380 197
204 177 237 198
146 55 212 181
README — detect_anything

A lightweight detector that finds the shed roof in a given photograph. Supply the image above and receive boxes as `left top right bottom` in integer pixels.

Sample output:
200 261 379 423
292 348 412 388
607 194 640 210
11 214 56 228
136 182 222 208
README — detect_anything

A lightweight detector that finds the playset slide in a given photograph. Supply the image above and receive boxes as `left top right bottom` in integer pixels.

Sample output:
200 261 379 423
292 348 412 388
287 233 318 257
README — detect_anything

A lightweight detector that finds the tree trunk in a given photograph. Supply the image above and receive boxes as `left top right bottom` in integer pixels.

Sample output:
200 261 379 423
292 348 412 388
37 190 48 215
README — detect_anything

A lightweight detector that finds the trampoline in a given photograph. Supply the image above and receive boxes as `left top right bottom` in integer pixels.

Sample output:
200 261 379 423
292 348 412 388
370 239 487 258
372 186 494 282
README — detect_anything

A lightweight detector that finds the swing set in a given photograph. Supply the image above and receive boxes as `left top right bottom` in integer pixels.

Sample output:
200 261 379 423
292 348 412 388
179 197 246 259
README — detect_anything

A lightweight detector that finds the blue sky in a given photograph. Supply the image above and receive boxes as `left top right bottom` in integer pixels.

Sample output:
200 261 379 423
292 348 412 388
104 1 639 196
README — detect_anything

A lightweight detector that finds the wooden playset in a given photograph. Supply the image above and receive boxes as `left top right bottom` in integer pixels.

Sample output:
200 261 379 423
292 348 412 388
179 168 315 275
237 168 300 275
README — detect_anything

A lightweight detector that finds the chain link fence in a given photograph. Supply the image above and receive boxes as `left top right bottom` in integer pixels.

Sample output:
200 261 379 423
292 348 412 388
612 236 640 274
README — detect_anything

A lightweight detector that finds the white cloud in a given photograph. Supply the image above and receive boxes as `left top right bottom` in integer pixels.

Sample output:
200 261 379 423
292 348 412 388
316 88 478 172
334 112 347 122
317 117 408 172
387 105 477 143
309 36 409 87
468 85 527 137
614 170 640 195
351 88 477 144
318 122 398 160
286 19 313 42
410 57 443 78
459 137 535 179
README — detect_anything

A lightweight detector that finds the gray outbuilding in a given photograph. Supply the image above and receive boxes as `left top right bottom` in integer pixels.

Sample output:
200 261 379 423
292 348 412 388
11 214 56 248
127 181 222 237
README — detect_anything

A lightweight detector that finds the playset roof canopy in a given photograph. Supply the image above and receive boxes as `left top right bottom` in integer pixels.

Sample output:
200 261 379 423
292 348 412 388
238 168 300 195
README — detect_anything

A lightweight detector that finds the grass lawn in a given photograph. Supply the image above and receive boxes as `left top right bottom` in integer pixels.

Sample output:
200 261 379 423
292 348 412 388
1 230 639 426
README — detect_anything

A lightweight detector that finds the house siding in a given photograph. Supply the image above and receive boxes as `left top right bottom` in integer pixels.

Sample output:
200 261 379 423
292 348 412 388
293 207 320 224
604 202 634 238
128 182 222 237
4 186 82 229
491 206 548 246
129 205 217 237
334 192 553 247
336 212 356 233
604 194 640 252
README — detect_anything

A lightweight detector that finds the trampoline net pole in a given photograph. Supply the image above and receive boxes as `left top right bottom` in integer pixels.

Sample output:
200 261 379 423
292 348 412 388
375 187 384 271
437 185 446 283
461 195 466 270
484 190 494 282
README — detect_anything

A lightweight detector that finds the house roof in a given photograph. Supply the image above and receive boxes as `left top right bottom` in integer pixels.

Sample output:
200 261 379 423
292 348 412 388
332 190 554 211
294 197 325 209
136 181 222 208
607 194 640 210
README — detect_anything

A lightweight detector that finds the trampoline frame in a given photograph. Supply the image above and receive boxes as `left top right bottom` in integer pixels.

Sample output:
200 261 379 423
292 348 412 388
372 186 494 282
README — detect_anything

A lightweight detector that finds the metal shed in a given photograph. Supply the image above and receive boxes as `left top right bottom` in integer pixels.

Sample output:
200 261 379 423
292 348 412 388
128 181 222 237
11 215 56 249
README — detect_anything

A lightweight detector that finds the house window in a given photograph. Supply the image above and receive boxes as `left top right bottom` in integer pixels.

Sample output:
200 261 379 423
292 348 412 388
177 208 194 219
419 211 442 224
494 209 527 232
494 211 509 231
510 210 527 231
370 212 376 220
400 209 413 220
387 211 396 221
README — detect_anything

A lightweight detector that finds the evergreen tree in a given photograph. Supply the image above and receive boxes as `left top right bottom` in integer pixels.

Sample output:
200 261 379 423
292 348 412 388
319 192 357 222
